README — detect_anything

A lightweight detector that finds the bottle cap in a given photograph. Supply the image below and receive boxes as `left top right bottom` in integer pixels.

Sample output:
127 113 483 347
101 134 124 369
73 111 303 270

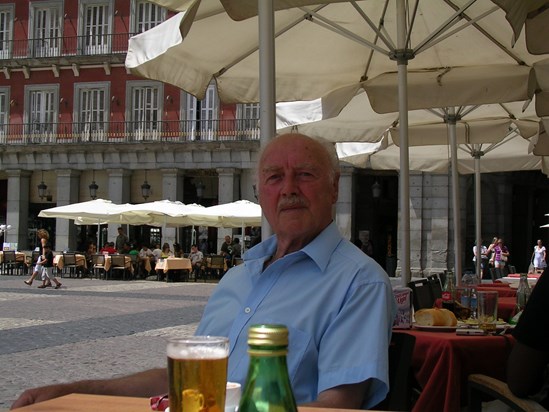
248 324 288 347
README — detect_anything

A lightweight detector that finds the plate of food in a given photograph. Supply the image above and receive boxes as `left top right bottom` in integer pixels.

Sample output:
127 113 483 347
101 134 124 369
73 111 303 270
413 308 458 332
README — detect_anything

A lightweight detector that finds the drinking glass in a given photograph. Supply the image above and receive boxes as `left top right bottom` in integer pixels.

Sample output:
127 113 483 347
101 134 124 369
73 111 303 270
477 291 498 333
167 336 229 412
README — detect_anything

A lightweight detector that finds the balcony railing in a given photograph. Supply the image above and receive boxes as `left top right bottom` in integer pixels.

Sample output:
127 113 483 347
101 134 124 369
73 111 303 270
0 32 134 60
0 119 261 145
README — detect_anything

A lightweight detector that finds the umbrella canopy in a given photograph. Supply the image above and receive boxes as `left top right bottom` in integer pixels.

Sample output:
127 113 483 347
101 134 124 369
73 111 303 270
120 200 210 227
38 199 147 225
185 200 262 228
126 0 549 283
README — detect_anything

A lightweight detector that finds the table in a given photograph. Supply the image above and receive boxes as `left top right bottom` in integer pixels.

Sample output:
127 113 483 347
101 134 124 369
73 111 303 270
155 257 192 282
394 329 514 412
13 393 364 411
53 254 87 270
0 251 26 264
477 283 516 297
154 257 192 272
497 296 517 321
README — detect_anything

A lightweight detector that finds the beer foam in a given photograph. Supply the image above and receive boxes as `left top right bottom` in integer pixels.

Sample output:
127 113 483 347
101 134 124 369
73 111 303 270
167 345 227 359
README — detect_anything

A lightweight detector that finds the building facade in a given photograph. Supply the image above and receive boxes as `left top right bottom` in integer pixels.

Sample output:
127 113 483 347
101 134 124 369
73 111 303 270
0 0 548 276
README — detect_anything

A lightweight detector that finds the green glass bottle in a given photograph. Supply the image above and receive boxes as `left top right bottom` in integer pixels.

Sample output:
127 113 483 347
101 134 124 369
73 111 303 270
238 324 298 412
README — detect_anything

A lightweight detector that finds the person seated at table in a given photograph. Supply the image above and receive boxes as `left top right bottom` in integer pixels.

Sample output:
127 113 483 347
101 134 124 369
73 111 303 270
160 242 173 259
83 242 97 277
173 242 183 258
231 237 242 258
11 133 396 410
138 245 154 278
507 268 549 408
99 242 117 255
188 244 203 278
220 235 233 269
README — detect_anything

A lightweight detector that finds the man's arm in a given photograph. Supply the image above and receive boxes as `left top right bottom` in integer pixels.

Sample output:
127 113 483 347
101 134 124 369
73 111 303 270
507 341 549 397
11 368 167 410
302 381 370 409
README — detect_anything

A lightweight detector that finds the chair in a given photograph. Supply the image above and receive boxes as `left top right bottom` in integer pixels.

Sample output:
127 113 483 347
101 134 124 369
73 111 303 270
129 254 138 279
468 374 546 412
206 255 225 280
508 265 517 274
374 333 417 411
91 254 106 279
427 274 443 300
2 251 24 275
233 257 244 266
407 278 435 311
61 253 78 278
110 254 129 280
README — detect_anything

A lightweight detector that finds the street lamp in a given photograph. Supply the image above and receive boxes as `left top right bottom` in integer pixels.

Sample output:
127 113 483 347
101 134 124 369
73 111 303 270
141 170 151 200
89 170 99 200
38 171 48 200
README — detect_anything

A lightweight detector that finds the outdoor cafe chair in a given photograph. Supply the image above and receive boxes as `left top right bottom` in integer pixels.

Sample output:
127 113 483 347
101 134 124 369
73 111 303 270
468 374 545 412
206 255 225 280
110 254 130 281
91 254 106 280
2 251 24 276
61 252 78 278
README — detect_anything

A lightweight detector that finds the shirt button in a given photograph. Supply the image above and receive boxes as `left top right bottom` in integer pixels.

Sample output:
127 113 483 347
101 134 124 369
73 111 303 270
244 307 251 314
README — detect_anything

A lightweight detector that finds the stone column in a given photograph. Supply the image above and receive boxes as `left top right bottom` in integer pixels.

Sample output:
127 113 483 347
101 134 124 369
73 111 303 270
216 168 240 251
5 170 31 249
55 170 82 251
160 168 184 245
335 166 354 240
106 169 132 242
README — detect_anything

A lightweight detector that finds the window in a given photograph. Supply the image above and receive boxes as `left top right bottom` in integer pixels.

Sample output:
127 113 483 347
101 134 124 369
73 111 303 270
237 103 260 139
79 0 112 55
30 2 63 58
24 85 59 143
0 87 8 143
0 5 14 59
131 0 166 34
128 81 162 140
182 84 219 141
74 82 109 141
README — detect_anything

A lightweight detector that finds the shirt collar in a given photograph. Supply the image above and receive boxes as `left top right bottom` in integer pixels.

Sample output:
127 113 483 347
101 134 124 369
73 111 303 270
244 221 342 272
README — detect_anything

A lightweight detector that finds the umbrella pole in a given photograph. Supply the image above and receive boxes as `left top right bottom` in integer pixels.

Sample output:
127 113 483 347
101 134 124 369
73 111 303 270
448 108 463 285
258 0 275 241
396 0 411 286
474 154 482 280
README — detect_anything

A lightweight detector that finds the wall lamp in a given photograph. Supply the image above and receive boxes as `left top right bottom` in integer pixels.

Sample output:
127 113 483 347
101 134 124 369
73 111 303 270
38 171 48 200
89 170 99 200
141 170 151 200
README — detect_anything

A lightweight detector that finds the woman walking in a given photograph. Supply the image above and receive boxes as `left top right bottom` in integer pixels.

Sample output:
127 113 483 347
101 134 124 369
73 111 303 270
532 239 547 272
24 229 49 286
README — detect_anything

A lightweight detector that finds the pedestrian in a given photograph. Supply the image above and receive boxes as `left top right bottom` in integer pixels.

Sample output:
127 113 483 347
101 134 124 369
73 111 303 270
473 239 489 279
24 229 49 286
532 239 547 272
37 243 62 289
493 238 510 269
12 133 396 410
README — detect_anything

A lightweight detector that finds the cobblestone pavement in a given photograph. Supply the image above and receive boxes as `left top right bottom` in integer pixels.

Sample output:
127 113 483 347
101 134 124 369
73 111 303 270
0 275 217 409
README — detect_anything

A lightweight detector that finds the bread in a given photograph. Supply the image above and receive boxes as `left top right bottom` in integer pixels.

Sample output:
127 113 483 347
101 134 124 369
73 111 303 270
414 308 457 326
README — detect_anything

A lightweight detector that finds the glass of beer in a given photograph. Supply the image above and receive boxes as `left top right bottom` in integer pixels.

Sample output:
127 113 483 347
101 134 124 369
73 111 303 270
167 336 229 412
477 291 498 334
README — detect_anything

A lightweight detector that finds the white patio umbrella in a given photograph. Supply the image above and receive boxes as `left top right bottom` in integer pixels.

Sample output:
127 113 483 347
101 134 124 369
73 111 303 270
120 200 209 227
126 0 549 284
38 199 152 249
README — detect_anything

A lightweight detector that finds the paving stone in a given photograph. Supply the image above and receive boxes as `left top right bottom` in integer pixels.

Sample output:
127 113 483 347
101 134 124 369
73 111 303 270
0 275 215 409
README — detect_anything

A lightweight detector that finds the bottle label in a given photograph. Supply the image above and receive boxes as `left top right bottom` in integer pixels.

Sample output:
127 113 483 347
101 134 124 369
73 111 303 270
442 291 451 301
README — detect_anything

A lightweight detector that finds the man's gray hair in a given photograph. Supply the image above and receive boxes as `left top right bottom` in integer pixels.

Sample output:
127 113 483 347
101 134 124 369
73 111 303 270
256 133 340 183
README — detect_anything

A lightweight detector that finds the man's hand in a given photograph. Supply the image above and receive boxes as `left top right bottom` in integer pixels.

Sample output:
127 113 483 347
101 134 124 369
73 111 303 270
11 383 74 409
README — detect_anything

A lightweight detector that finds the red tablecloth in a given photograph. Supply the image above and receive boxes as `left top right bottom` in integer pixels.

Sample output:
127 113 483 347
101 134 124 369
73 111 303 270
477 284 517 297
395 329 515 412
497 296 517 321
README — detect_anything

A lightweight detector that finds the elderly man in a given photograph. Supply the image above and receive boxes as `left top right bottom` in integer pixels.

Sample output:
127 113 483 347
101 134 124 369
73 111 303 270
12 133 396 410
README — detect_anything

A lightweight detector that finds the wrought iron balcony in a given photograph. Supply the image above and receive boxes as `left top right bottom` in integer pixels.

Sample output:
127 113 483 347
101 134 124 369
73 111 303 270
0 119 261 145
0 32 134 60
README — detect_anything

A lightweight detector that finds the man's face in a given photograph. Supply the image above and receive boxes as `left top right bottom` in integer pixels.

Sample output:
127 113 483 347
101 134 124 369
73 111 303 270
225 236 231 244
191 246 197 252
258 134 339 242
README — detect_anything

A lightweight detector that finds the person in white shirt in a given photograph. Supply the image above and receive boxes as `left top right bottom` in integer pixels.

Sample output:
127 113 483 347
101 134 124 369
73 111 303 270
188 244 204 279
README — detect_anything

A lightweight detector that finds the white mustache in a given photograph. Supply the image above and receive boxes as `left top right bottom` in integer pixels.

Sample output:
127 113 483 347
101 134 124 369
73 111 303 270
278 195 307 210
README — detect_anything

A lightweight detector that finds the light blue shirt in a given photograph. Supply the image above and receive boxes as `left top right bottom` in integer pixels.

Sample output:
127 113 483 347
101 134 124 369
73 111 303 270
196 222 396 408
